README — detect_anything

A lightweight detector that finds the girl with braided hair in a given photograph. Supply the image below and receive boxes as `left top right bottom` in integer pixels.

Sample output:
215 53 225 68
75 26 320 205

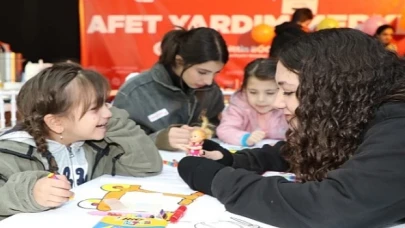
0 63 162 220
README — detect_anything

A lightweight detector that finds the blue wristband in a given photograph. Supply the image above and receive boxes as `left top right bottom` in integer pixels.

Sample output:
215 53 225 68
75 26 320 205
240 133 251 147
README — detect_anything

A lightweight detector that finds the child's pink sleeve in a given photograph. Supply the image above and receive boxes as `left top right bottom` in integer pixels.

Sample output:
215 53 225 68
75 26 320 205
217 105 250 146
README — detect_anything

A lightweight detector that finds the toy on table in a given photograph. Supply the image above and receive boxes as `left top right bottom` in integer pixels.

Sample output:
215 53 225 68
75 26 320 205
186 116 213 157
163 159 178 167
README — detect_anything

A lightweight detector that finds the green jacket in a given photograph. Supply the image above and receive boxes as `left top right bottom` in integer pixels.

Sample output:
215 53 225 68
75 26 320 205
0 107 163 220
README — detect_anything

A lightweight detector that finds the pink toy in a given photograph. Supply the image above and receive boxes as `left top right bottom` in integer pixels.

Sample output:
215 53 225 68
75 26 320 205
188 132 205 156
186 116 213 157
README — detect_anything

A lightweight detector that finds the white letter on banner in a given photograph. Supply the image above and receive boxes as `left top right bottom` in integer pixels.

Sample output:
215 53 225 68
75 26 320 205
211 15 231 33
168 15 190 27
87 15 108 34
231 15 253 34
125 16 143 33
347 14 368 28
260 15 290 26
108 15 125 33
144 15 163 33
188 15 208 29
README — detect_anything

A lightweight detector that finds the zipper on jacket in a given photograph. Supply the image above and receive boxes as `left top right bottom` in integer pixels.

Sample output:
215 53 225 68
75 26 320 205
88 143 110 180
112 152 125 176
187 95 198 124
66 146 76 188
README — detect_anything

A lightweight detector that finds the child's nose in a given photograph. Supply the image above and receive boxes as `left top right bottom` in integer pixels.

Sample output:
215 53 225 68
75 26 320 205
258 94 266 102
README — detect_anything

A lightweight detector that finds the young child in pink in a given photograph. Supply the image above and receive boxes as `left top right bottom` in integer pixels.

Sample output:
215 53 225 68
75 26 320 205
217 58 288 146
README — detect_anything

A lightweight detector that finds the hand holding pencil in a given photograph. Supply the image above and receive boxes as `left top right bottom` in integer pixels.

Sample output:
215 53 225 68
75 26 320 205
33 173 74 208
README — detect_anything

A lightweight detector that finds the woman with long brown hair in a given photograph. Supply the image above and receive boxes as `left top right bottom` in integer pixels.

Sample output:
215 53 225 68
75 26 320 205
178 28 405 228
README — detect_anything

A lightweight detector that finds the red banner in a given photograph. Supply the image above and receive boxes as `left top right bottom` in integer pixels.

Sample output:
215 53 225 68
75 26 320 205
79 0 405 90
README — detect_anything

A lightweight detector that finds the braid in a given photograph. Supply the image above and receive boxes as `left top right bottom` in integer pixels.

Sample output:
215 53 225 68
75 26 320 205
23 116 47 153
22 115 59 173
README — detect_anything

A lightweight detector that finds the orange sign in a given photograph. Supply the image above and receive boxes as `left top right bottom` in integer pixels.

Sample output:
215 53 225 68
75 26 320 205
79 0 405 89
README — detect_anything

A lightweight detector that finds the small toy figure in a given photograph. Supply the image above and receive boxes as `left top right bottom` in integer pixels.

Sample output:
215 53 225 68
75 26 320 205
187 116 213 157
188 131 205 156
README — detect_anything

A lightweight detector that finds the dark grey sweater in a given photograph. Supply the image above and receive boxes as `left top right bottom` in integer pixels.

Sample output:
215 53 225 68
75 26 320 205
212 102 405 228
113 63 224 150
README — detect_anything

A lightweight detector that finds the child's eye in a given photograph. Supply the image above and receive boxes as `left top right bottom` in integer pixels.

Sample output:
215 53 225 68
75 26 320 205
283 92 294 96
198 71 208 75
267 92 276 95
249 91 257 95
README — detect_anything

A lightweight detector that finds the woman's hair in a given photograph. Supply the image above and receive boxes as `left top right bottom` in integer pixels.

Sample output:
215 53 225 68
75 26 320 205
158 27 229 75
291 8 314 23
17 63 110 172
270 27 306 58
374 24 395 36
241 58 277 90
278 28 405 182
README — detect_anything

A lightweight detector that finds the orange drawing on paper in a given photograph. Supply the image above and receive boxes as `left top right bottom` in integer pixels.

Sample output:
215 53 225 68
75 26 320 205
78 184 204 220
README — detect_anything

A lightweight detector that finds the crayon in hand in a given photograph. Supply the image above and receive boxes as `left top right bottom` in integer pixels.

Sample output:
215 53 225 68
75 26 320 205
47 173 58 179
47 173 74 200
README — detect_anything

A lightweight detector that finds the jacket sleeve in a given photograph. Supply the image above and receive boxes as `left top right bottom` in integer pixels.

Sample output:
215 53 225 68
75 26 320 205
104 107 163 177
216 104 251 146
232 141 289 172
211 117 405 228
202 139 288 172
113 91 155 135
0 170 50 216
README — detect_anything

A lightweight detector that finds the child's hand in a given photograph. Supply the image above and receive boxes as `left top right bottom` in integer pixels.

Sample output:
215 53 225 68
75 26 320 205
201 150 224 160
169 125 194 149
247 130 266 146
33 174 73 208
